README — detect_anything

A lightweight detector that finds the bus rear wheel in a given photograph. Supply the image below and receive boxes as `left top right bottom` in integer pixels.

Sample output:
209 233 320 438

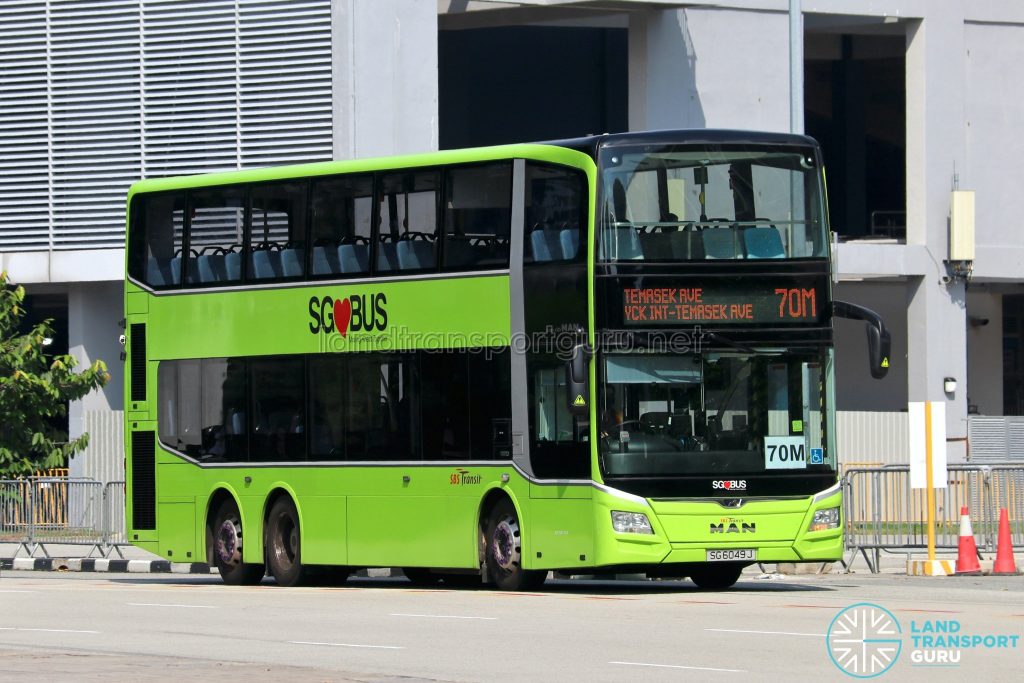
209 499 264 585
485 499 546 591
266 497 307 587
689 563 744 590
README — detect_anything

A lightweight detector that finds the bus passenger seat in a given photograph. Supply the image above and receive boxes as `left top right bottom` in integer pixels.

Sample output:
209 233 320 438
251 249 281 279
314 245 345 275
742 226 785 259
168 256 181 284
530 229 561 262
559 229 579 259
224 251 241 280
638 230 671 259
609 225 642 260
666 230 704 260
146 257 166 286
279 248 303 277
197 254 219 282
339 243 369 273
701 227 742 259
378 242 398 271
397 240 434 270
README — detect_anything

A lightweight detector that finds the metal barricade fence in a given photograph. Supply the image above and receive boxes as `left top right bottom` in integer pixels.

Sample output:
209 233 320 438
0 480 32 543
0 476 126 558
843 463 1024 572
102 481 126 549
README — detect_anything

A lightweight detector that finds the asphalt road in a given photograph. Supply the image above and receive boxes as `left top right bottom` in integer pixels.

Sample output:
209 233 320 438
0 570 1021 682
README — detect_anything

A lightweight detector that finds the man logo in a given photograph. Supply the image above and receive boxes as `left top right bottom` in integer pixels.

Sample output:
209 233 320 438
709 522 755 534
827 602 903 678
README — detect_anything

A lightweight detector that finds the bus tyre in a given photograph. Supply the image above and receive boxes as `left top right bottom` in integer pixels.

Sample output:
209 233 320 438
210 499 264 585
266 497 307 587
689 563 744 590
485 499 546 591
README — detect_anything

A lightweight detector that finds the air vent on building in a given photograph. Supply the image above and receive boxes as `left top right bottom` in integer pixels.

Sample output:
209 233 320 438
0 0 333 252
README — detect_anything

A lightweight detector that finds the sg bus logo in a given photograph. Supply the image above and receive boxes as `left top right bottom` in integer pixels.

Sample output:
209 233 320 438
308 293 388 336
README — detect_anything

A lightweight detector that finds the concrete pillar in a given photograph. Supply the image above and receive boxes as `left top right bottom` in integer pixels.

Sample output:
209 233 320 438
628 7 789 132
905 8 969 460
67 282 124 444
965 289 1003 416
332 0 438 159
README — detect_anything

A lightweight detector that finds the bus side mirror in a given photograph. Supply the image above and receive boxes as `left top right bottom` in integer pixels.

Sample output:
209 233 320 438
833 301 891 379
865 323 892 380
566 344 592 416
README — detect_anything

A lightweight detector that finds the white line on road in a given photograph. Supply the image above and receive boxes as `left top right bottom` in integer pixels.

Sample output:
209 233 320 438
0 590 36 594
127 602 218 609
0 628 100 634
706 628 825 638
610 661 746 673
289 640 404 650
389 613 497 620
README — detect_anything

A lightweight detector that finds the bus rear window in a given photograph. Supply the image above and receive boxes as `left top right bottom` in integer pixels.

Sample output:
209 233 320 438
128 192 186 288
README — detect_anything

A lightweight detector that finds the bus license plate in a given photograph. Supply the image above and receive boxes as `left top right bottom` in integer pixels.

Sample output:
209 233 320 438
706 549 756 562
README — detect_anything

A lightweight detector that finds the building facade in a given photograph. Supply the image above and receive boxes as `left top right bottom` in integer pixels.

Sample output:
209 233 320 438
2 0 1022 474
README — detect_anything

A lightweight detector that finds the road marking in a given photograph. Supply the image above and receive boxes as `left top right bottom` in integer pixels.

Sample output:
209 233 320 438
706 628 825 638
610 660 746 673
127 602 218 609
289 640 403 650
0 628 100 634
0 590 36 594
389 613 496 620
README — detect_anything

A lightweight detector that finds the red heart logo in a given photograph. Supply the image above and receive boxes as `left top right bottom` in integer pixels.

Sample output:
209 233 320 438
333 297 351 337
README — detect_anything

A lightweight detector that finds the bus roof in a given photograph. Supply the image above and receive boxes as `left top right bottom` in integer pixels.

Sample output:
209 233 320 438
127 129 819 198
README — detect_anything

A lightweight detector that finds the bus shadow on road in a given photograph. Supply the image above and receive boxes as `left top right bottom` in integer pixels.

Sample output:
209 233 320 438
105 574 837 595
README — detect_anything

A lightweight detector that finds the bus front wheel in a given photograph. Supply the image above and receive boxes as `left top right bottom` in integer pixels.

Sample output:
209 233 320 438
485 499 546 591
266 497 307 587
209 499 264 585
689 563 744 590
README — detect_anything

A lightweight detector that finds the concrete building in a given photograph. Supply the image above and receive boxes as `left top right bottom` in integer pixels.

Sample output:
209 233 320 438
2 0 1023 475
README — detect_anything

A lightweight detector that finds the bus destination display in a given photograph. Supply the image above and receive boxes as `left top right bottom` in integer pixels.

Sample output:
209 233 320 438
621 283 821 326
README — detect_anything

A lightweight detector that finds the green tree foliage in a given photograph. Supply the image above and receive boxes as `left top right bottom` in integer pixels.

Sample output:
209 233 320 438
0 271 110 477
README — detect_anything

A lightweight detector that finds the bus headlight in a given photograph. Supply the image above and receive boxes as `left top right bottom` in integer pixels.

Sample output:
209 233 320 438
808 507 840 532
611 511 653 534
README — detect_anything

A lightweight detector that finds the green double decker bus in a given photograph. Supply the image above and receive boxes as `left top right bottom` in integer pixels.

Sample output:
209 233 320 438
124 130 888 590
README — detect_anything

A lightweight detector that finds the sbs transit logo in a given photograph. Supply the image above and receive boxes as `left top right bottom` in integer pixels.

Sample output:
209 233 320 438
711 479 747 491
308 292 387 336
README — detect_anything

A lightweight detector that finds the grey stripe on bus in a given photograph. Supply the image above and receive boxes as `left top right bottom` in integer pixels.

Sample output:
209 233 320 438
508 158 533 477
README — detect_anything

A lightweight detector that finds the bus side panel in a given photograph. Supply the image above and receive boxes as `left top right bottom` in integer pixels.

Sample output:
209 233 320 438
345 468 479 568
157 500 196 561
294 495 347 565
347 495 475 567
526 483 594 570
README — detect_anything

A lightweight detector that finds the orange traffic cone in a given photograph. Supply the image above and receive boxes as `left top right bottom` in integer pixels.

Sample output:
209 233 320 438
992 508 1020 576
955 506 983 575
